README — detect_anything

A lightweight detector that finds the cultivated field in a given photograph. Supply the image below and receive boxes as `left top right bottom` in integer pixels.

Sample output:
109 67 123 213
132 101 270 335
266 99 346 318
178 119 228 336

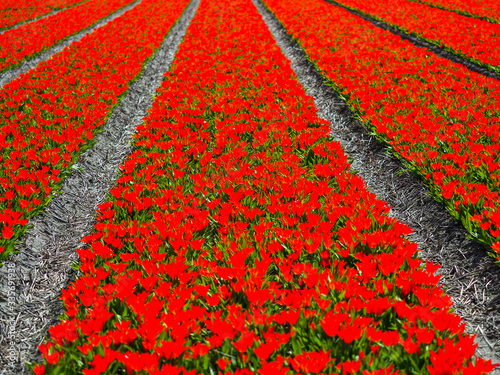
0 0 500 373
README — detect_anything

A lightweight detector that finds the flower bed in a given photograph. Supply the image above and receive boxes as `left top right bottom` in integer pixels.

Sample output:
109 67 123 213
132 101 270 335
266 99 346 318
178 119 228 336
263 0 500 263
0 0 134 74
0 0 87 30
409 0 500 24
33 0 496 373
0 0 190 263
327 0 500 75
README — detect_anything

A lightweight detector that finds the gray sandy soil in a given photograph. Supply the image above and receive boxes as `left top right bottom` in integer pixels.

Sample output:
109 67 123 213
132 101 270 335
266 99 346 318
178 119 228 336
253 0 500 370
0 0 141 89
325 0 500 81
0 0 90 35
0 0 200 373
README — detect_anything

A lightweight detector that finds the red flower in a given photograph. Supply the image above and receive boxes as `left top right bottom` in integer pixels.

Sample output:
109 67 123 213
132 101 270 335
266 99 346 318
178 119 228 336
254 332 290 361
259 356 288 375
206 294 221 306
218 358 229 370
290 350 332 373
365 296 391 315
321 311 347 337
205 319 237 340
2 225 13 239
33 365 45 375
234 330 256 353
48 320 79 345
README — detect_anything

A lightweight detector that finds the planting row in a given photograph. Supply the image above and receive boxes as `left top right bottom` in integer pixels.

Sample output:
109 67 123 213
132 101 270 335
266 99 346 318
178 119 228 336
409 0 500 24
0 0 135 74
330 0 500 75
0 0 190 263
0 0 87 30
263 0 500 262
33 0 494 373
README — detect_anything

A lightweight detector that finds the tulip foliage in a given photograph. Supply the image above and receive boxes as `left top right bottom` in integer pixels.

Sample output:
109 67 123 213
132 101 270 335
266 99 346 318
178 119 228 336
33 0 495 373
0 0 189 262
264 0 500 262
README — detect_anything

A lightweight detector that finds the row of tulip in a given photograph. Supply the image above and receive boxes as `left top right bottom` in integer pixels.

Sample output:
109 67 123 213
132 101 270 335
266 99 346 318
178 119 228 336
0 0 190 263
263 0 500 263
0 0 135 74
32 0 495 373
409 0 500 24
328 0 500 75
0 0 87 30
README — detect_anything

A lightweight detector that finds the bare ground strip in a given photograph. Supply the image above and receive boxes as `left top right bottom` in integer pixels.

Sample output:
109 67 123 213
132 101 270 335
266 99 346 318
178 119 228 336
0 0 91 36
406 0 500 24
253 0 500 370
324 0 500 81
0 0 141 90
0 0 201 373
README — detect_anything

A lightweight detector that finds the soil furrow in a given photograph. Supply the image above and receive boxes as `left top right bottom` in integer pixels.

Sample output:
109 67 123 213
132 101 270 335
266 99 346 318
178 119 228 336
254 0 500 369
324 0 500 81
408 0 500 24
0 0 140 90
0 0 89 35
0 0 200 372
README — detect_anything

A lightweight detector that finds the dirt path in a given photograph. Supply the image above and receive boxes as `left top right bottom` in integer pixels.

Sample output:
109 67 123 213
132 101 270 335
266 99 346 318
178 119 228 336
0 0 141 90
254 0 500 369
0 0 200 372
